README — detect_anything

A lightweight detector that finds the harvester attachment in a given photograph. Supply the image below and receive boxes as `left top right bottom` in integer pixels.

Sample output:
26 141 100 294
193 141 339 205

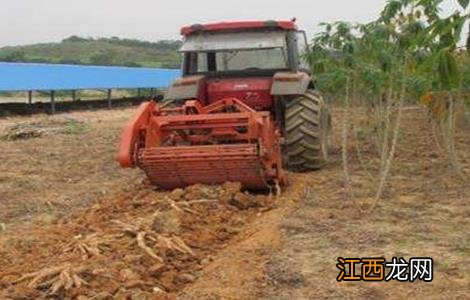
118 98 285 190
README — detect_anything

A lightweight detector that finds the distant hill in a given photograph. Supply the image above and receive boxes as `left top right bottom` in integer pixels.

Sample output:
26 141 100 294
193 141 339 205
0 36 182 68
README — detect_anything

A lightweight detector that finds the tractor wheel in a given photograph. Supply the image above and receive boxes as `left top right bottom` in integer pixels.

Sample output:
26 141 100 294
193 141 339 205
284 90 331 171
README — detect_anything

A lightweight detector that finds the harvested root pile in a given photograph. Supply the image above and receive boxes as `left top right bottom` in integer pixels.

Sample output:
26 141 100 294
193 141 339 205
0 182 269 299
1 118 86 141
13 264 91 295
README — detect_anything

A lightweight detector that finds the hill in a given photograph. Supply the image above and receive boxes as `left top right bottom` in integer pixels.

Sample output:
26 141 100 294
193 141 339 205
0 36 182 68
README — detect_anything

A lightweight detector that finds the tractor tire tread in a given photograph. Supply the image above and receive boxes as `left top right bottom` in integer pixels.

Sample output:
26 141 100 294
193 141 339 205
284 90 330 172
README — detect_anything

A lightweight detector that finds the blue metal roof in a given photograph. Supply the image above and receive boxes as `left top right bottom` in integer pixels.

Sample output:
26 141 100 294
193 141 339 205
0 62 181 91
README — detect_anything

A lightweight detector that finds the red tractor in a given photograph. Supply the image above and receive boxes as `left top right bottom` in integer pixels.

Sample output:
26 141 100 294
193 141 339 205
118 20 330 190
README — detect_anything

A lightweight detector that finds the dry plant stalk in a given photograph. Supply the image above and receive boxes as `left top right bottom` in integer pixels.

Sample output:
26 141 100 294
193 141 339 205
441 93 461 172
379 76 394 173
352 124 374 180
374 67 407 203
342 76 352 198
431 120 446 154
185 199 219 205
167 198 199 215
422 91 463 174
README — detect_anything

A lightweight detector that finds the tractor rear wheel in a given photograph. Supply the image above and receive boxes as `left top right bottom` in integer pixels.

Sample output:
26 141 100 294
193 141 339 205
284 90 331 171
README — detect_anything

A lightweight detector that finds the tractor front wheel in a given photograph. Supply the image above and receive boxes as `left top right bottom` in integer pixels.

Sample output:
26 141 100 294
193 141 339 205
284 90 331 171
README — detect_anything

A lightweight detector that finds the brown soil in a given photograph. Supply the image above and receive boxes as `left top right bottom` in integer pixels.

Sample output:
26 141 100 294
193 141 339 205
0 109 141 224
0 182 271 299
0 106 468 299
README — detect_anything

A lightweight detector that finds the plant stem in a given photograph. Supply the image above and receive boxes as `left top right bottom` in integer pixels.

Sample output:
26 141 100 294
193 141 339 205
380 75 394 173
342 76 352 198
443 92 461 172
374 60 407 203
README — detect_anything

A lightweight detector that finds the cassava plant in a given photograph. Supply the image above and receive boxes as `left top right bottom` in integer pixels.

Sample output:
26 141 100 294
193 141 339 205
307 22 359 197
306 0 469 204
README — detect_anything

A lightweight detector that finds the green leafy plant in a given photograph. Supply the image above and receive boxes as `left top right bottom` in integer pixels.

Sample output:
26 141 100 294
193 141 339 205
306 0 469 204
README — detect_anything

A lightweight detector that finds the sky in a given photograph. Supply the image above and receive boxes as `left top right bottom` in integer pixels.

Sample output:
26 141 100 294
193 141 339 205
0 0 466 47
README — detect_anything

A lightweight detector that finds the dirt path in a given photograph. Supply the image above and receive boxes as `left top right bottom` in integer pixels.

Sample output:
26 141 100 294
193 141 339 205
0 106 468 299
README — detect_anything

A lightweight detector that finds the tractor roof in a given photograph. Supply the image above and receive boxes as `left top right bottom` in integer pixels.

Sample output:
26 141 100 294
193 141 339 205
180 20 297 36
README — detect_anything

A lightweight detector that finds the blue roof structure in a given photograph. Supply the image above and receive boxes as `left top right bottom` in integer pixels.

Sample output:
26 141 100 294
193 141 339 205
0 62 181 92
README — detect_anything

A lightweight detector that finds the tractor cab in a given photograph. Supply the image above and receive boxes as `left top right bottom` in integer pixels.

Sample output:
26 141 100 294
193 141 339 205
179 21 309 78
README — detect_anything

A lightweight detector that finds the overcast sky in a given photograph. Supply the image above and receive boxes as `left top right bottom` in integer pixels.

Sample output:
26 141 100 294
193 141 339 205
0 0 466 47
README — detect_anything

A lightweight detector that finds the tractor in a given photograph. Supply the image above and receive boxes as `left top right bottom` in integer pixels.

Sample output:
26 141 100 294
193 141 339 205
118 20 331 190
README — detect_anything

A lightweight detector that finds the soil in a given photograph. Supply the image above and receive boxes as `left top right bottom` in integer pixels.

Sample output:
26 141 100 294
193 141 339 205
0 106 468 299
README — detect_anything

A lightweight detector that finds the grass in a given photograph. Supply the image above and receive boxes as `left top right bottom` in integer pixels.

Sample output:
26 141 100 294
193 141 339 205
61 119 88 134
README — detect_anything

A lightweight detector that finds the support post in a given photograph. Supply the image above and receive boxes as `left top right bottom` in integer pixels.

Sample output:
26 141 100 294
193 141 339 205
107 89 112 109
72 90 77 102
150 88 155 99
28 91 33 114
50 90 56 115
137 88 141 97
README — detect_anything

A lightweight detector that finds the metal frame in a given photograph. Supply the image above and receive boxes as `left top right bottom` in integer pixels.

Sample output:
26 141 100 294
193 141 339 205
118 98 285 189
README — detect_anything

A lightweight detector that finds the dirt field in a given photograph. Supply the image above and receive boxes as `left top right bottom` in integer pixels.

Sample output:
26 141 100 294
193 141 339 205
0 106 468 299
